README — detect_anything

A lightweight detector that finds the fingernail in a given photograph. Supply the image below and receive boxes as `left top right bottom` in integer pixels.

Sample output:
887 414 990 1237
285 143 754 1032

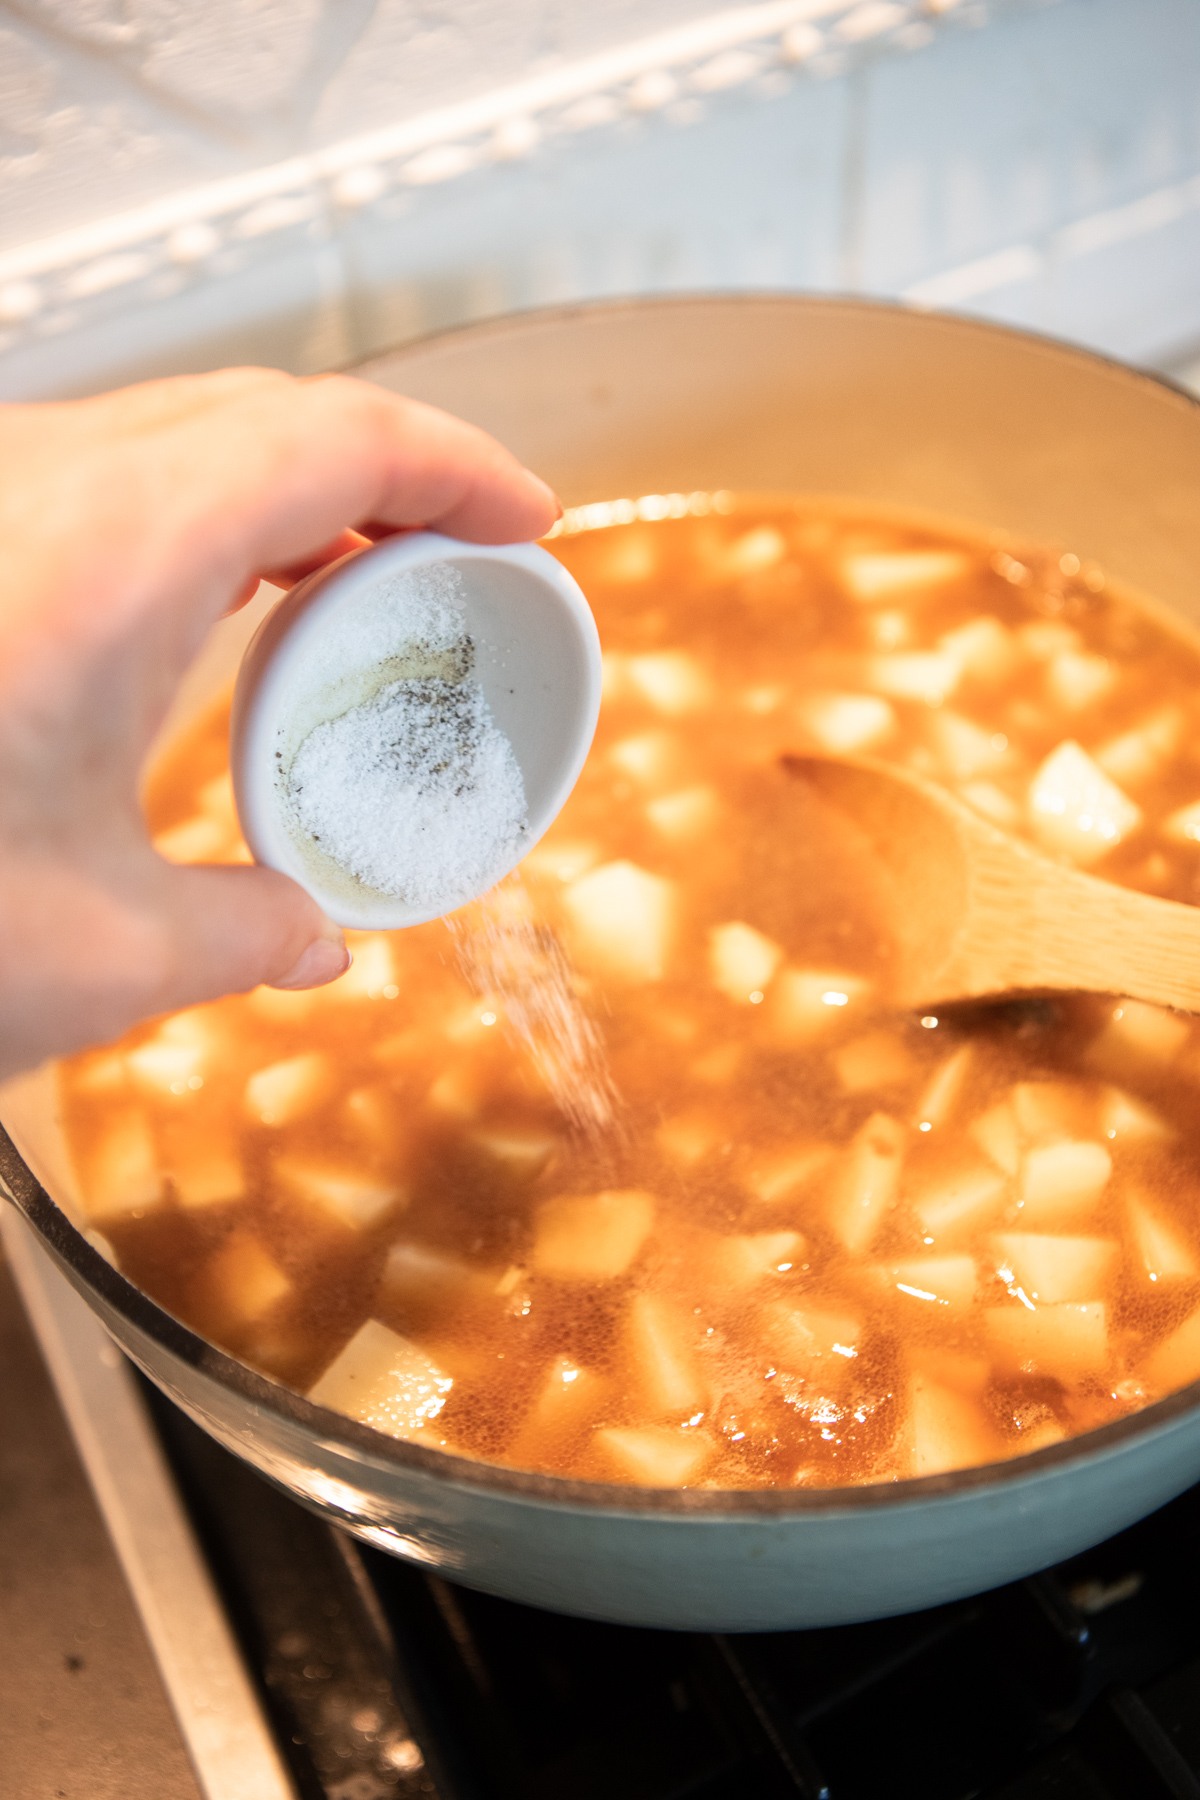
271 938 352 991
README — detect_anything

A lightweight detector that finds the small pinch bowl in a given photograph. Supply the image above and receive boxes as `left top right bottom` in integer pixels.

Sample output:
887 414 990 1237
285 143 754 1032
229 531 603 929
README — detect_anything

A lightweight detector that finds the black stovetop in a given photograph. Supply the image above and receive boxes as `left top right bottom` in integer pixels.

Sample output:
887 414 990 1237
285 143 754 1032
141 1380 1200 1800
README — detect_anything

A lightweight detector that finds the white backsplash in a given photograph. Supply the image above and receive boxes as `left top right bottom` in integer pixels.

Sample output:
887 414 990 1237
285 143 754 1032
1 0 1197 398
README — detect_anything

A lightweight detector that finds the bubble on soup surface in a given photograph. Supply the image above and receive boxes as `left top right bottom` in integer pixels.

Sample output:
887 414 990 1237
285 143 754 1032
531 1189 656 1280
308 1320 454 1441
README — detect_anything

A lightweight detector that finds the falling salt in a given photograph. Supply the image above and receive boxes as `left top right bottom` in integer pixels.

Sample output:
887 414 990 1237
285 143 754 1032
284 563 527 912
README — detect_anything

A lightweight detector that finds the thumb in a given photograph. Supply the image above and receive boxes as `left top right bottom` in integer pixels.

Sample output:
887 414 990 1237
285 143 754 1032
151 861 349 1013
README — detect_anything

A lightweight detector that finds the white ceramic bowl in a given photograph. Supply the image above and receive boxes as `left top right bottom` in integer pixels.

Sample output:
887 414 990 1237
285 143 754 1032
229 532 602 929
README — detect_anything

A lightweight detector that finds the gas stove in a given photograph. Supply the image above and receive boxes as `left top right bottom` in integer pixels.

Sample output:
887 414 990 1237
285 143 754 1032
5 1204 1200 1800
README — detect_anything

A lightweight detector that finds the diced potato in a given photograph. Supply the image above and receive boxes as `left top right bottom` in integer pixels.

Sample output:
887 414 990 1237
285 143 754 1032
324 933 396 1003
767 969 871 1045
600 651 633 702
958 781 1022 830
1045 650 1114 713
152 814 231 864
721 525 788 577
1098 1087 1174 1146
76 1106 162 1221
1093 706 1184 789
507 1357 606 1467
1016 620 1080 661
1139 1308 1200 1396
938 616 1021 686
1028 741 1141 866
984 1301 1109 1376
563 861 675 981
623 1294 709 1413
609 729 684 786
657 1113 723 1167
469 1128 556 1172
911 1159 1009 1242
991 1233 1118 1303
161 1125 244 1209
914 1043 976 1130
864 652 961 703
308 1320 453 1439
792 692 895 755
244 1052 336 1126
970 1101 1021 1175
69 1050 129 1098
1163 798 1200 846
744 1144 834 1204
521 838 602 882
127 1005 228 1093
425 1063 487 1119
206 1232 291 1323
246 985 319 1023
828 1113 905 1253
1085 1001 1191 1076
927 712 1011 781
840 549 970 603
889 1255 977 1311
1019 1141 1112 1224
380 1241 497 1308
628 651 712 715
1008 1080 1095 1144
340 1083 406 1155
909 1376 1000 1477
590 1425 713 1486
763 1300 861 1370
708 921 784 1002
274 1156 405 1229
532 1189 656 1280
834 1029 916 1095
646 785 720 841
908 1349 990 1397
1126 1195 1200 1281
707 1230 806 1285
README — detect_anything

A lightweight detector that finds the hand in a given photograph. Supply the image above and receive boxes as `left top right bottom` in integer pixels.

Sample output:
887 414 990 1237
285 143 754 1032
0 367 560 1080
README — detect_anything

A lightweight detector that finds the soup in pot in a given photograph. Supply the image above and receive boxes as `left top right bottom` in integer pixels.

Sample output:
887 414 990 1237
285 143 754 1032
56 497 1200 1489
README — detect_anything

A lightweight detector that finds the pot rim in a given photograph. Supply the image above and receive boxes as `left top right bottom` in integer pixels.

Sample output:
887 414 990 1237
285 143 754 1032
11 290 1200 1521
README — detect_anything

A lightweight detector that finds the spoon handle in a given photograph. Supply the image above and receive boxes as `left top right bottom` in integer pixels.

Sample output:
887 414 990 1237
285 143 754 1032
944 830 1200 1012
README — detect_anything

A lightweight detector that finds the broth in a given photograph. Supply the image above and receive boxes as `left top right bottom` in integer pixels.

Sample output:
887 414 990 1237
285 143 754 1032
57 497 1200 1489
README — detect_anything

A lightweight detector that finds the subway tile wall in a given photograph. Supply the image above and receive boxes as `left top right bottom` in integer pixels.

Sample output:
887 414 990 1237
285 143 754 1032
0 0 1197 399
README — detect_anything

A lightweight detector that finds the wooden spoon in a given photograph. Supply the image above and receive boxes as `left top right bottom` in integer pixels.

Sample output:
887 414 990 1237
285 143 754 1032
783 755 1200 1012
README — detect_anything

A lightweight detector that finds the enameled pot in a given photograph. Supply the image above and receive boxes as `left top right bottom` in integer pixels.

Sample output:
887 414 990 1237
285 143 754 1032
4 296 1200 1632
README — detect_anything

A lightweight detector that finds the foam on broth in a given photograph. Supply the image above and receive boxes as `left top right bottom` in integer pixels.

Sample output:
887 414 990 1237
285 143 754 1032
57 497 1200 1489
